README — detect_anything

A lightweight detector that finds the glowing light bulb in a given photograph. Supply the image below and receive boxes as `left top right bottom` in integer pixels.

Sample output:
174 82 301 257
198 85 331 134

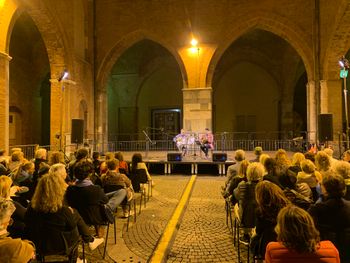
191 38 198 47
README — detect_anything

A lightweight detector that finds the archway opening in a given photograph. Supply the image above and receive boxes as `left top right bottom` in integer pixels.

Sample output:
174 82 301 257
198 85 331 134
107 39 183 141
212 29 307 139
9 12 50 145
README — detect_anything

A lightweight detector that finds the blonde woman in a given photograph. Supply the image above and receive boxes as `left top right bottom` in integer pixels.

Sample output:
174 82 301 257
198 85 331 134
25 174 104 262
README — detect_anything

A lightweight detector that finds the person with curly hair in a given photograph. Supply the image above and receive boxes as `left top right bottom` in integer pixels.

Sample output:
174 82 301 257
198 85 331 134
265 205 340 263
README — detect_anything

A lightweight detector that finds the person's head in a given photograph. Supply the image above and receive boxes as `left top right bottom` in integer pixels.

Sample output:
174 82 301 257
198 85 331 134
31 174 66 213
49 163 67 180
21 161 35 174
34 148 47 160
106 159 119 171
181 129 185 134
322 173 346 198
105 152 115 161
238 160 250 177
275 149 290 165
75 148 89 161
246 162 264 182
254 146 263 156
132 153 143 164
292 152 305 166
333 160 350 180
234 150 245 162
255 181 290 220
0 149 5 157
74 160 94 181
275 205 320 253
11 151 23 162
259 153 270 167
343 150 350 162
279 166 298 189
324 148 334 158
115 152 124 162
205 128 210 133
304 152 315 163
0 176 12 199
264 158 276 174
315 151 331 171
48 151 65 165
92 151 100 160
10 148 21 155
300 159 316 174
0 198 15 231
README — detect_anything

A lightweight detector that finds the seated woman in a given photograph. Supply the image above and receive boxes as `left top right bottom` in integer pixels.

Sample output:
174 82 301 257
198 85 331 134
66 160 113 237
297 159 322 202
11 161 35 186
115 152 129 175
265 205 340 263
0 198 35 262
251 181 290 258
0 176 26 238
25 174 103 262
130 153 152 190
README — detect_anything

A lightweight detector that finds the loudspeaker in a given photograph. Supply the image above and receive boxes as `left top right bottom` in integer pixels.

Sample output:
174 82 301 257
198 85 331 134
213 153 227 162
71 119 84 144
318 114 333 141
167 153 182 161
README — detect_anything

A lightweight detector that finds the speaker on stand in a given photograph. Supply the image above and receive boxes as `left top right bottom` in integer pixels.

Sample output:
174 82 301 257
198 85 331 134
318 114 333 144
71 119 84 145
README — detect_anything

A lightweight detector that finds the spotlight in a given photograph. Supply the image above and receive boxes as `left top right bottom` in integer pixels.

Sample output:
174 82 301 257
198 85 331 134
58 70 69 81
339 56 349 69
191 38 198 47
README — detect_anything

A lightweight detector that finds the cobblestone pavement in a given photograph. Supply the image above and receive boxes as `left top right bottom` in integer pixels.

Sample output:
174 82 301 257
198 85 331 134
167 176 236 263
67 175 239 262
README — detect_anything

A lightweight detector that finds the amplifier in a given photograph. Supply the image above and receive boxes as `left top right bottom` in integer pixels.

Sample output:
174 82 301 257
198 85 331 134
212 153 227 162
167 153 182 161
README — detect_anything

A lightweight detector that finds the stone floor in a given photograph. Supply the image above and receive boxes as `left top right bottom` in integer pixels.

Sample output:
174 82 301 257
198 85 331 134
80 175 240 263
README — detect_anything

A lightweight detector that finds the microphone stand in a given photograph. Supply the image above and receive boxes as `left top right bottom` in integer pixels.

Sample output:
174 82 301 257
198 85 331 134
143 130 154 159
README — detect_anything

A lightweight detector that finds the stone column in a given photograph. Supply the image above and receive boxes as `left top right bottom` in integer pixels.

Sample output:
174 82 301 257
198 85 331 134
49 79 62 150
95 89 108 152
183 87 212 132
0 52 11 152
306 81 317 142
320 80 328 114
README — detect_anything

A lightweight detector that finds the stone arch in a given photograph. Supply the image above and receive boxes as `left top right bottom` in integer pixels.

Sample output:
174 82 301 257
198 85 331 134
96 30 188 92
323 2 350 79
206 14 313 87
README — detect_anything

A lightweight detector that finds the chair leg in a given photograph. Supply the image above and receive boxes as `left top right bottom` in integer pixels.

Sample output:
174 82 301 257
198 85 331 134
82 241 85 262
103 223 110 259
139 194 143 214
237 226 241 263
113 215 117 244
133 199 137 222
126 203 131 231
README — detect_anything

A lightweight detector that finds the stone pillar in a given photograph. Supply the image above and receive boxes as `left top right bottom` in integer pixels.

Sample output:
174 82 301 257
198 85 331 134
95 89 107 151
320 80 328 114
306 81 317 142
183 87 212 132
49 79 63 150
0 52 11 152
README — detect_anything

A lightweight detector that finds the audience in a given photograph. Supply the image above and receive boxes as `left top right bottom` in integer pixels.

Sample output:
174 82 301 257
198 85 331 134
265 205 340 263
115 152 129 175
226 149 245 180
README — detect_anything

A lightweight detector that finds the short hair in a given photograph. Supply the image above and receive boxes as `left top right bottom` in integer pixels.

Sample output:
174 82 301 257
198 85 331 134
300 159 316 174
115 152 124 161
246 162 264 182
263 158 276 174
259 154 270 166
34 148 47 159
292 152 305 166
106 159 119 170
254 146 263 155
49 163 67 180
315 151 331 171
234 150 245 162
11 151 23 162
31 174 66 213
76 148 89 161
74 160 94 180
10 148 22 155
0 199 15 231
48 151 65 165
324 148 334 157
304 152 315 163
333 160 350 179
275 205 320 253
322 174 346 198
105 152 115 161
92 151 100 160
0 176 12 199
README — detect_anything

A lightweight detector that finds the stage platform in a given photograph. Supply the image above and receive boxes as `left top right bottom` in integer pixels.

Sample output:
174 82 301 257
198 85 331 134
119 150 291 175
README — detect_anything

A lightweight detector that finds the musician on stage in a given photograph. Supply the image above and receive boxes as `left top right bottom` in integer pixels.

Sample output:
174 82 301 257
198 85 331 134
199 128 214 158
173 129 188 156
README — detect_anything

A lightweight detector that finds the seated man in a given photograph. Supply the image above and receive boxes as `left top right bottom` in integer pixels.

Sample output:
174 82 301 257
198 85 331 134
0 198 35 262
199 128 214 158
309 173 350 263
173 129 188 156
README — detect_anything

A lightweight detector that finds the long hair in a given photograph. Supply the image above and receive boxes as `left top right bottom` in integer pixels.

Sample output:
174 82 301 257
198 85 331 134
48 151 65 165
275 149 291 167
238 160 250 177
12 161 34 182
31 174 67 213
255 181 290 222
275 205 320 253
315 151 331 172
0 176 12 199
131 153 142 173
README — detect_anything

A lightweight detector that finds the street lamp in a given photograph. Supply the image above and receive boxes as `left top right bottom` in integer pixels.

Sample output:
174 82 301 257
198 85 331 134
58 69 68 151
339 56 349 149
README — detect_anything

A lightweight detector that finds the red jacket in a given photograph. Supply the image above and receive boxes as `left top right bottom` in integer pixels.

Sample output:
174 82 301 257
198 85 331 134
265 240 340 263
